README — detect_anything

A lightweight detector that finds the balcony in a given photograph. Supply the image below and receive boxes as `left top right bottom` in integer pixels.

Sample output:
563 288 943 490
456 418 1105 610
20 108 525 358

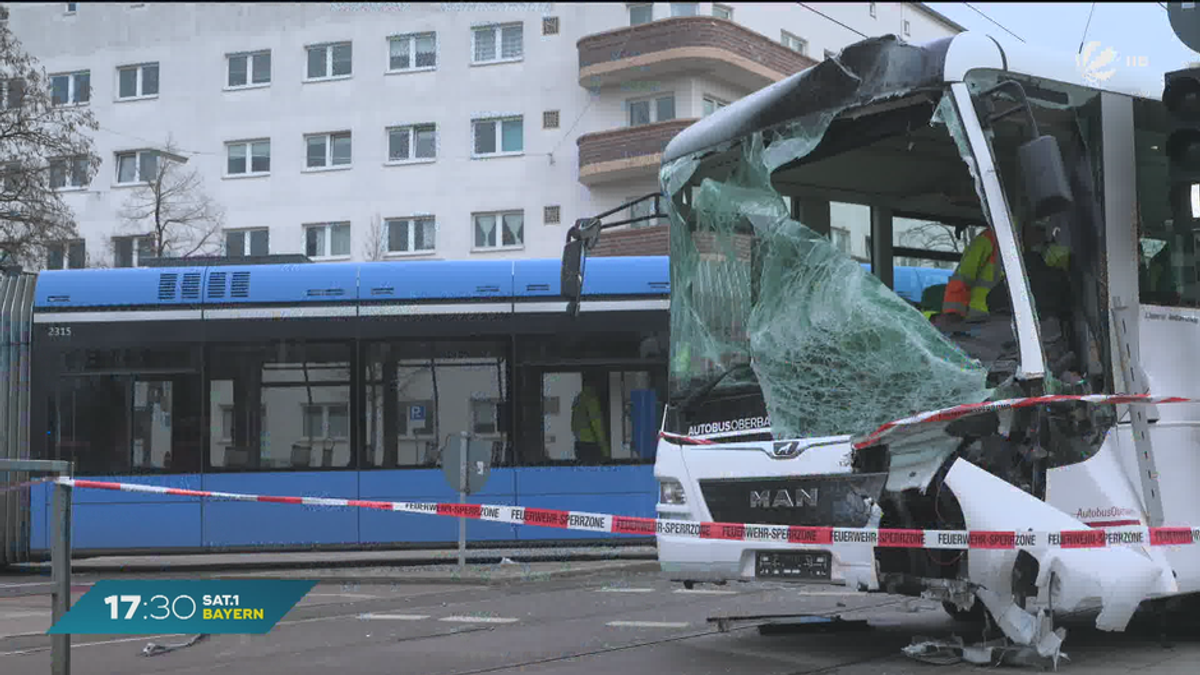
578 17 818 91
577 118 696 186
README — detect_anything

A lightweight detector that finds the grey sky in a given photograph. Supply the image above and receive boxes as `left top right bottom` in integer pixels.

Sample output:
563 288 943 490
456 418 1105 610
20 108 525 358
925 2 1197 83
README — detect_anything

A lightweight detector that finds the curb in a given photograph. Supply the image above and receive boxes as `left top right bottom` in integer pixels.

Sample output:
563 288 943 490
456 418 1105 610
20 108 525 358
217 560 664 586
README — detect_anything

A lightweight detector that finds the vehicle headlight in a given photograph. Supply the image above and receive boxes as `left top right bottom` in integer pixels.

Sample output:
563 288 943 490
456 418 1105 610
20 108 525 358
659 479 686 505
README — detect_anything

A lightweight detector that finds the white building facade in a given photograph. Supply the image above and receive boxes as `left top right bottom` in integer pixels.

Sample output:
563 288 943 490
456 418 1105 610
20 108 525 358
9 2 965 270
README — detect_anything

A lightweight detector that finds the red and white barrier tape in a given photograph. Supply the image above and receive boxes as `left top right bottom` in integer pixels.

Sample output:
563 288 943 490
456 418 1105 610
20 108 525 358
53 478 1200 552
658 394 1199 450
0 477 56 495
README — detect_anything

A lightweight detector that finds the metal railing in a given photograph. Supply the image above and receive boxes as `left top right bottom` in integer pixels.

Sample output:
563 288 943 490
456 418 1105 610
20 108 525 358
0 459 73 675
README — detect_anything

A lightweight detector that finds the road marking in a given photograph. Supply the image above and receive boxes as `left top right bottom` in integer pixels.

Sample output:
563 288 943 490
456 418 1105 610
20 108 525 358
307 593 380 600
673 589 736 595
0 633 188 657
606 621 691 629
358 613 429 621
796 591 868 597
439 616 520 624
597 587 655 593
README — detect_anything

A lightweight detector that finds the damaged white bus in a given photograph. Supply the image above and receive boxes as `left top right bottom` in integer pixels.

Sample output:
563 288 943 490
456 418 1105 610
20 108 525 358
563 32 1200 657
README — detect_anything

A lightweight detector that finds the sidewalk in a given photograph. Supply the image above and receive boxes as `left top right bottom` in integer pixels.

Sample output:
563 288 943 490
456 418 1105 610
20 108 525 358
1 544 660 587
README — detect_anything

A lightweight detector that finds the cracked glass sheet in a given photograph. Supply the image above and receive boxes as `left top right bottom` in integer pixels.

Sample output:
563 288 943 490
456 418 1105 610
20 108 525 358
662 97 992 441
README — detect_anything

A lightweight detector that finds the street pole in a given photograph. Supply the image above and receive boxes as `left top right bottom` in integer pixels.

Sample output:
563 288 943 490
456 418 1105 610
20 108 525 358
52 475 72 675
458 431 468 570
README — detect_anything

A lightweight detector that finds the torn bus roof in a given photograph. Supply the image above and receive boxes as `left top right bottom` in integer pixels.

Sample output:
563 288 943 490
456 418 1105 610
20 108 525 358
662 34 955 164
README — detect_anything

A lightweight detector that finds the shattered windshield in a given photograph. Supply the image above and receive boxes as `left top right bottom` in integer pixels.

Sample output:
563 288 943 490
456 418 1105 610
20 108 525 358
663 89 995 440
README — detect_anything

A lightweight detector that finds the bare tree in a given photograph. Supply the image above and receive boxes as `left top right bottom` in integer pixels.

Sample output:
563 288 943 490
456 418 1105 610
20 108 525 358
0 4 101 266
362 212 386 261
899 220 969 254
117 138 225 260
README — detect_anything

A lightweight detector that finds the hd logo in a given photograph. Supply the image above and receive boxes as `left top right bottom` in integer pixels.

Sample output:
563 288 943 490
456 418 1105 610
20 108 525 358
770 441 804 459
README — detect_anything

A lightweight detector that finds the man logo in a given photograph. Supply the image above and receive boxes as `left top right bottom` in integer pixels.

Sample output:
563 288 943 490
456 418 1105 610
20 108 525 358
750 488 819 509
771 441 804 459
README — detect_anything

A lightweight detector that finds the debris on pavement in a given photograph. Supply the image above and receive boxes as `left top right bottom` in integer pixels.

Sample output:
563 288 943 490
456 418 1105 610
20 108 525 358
902 634 1070 670
141 633 209 656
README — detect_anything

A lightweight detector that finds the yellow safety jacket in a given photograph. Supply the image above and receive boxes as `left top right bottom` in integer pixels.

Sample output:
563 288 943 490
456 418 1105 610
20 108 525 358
942 229 1070 320
572 386 609 452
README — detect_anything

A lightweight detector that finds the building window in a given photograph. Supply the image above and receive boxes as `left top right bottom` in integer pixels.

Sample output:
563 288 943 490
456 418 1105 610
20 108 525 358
713 4 733 19
628 94 675 126
472 22 523 64
227 50 271 88
670 3 698 17
389 32 436 71
115 150 158 184
472 116 523 156
1 162 18 195
702 96 728 117
781 31 807 56
543 110 560 129
387 124 436 162
117 63 159 99
49 156 89 189
304 222 351 259
544 205 560 224
226 139 270 176
542 16 559 35
113 235 154 268
385 217 435 254
65 3 77 13
471 398 502 435
870 2 877 18
225 228 269 257
629 3 652 25
903 19 911 36
46 240 85 270
830 227 850 254
50 71 89 106
306 41 353 80
473 211 523 250
1 79 25 110
302 403 350 441
305 132 352 169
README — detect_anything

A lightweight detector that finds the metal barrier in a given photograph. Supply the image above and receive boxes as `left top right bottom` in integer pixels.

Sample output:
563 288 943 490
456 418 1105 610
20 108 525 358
0 271 36 567
0 459 73 675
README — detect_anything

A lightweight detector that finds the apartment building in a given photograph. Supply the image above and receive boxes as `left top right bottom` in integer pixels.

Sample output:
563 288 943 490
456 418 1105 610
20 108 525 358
9 2 965 269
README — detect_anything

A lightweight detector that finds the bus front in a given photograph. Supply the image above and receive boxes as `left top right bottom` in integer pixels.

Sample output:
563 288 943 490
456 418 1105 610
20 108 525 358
648 31 1131 607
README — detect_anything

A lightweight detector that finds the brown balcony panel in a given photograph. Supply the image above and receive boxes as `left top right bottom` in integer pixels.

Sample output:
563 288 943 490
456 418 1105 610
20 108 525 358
579 17 818 91
591 224 669 257
577 118 696 185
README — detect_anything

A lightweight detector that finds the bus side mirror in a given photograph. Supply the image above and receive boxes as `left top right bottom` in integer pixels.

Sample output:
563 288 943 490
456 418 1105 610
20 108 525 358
1018 135 1074 220
562 238 585 300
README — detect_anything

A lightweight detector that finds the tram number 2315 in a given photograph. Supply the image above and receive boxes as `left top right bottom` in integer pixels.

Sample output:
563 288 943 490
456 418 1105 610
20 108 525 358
47 326 72 337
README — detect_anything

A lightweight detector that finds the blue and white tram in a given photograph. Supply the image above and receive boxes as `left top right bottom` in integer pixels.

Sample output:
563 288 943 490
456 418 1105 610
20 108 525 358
6 254 948 560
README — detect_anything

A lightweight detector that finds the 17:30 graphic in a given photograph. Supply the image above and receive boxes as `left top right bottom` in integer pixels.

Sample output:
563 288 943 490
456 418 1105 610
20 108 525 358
103 594 199 621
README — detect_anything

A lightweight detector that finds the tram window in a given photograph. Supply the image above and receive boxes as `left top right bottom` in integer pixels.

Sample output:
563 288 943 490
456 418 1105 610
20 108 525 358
46 345 203 475
1134 98 1195 307
363 340 509 470
515 331 667 465
206 341 353 471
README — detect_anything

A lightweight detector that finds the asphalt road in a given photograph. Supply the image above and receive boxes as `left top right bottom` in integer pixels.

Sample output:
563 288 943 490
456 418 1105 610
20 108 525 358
3 568 1200 675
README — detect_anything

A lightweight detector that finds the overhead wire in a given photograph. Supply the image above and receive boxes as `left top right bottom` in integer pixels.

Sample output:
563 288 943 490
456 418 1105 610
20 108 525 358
795 2 868 39
1078 1 1098 55
962 2 1026 43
